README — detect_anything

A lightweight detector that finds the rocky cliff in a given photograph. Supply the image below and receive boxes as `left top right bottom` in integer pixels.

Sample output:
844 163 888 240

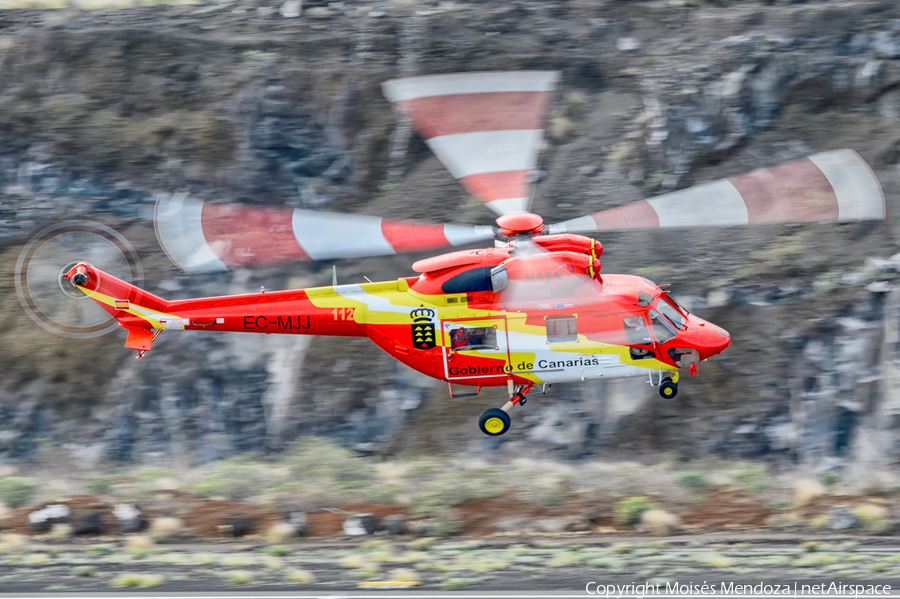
2 0 900 479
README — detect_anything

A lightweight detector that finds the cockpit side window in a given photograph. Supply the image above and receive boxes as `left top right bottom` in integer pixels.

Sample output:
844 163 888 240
648 309 677 343
656 297 687 330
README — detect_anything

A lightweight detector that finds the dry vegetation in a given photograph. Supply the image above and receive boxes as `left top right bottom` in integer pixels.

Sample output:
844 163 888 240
1 437 899 544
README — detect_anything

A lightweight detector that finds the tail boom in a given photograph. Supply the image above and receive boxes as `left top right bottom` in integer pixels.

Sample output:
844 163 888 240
64 263 367 355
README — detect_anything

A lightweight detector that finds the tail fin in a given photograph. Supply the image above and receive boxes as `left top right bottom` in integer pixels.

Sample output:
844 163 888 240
64 263 175 353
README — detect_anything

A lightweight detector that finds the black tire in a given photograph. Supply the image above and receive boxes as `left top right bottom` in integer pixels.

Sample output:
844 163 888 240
478 408 511 436
659 379 678 399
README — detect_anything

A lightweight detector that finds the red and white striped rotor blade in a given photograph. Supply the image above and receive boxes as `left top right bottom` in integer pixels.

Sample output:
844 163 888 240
382 71 559 216
549 149 884 234
154 194 495 272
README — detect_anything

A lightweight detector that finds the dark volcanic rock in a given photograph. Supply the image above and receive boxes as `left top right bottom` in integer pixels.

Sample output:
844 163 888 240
0 0 899 472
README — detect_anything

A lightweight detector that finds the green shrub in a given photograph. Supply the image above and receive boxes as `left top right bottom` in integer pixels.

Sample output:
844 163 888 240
87 476 117 495
444 578 467 590
587 557 623 569
135 469 177 482
614 497 659 528
225 570 254 584
86 544 115 557
678 473 710 492
110 573 164 588
820 472 840 487
794 554 840 568
285 569 316 583
0 477 37 508
278 437 377 505
425 509 463 538
729 463 770 494
188 459 274 501
406 460 503 517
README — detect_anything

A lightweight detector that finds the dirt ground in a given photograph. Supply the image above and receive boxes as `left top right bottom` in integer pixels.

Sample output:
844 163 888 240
680 490 773 528
7 489 899 540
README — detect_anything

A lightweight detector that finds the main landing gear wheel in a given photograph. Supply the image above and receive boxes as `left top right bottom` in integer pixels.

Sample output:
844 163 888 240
659 379 678 399
479 408 511 436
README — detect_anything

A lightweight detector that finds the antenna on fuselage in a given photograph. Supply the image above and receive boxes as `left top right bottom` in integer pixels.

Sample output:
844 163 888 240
332 265 337 286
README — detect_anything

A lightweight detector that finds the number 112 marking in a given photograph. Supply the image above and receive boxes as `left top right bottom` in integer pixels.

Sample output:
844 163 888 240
332 307 355 321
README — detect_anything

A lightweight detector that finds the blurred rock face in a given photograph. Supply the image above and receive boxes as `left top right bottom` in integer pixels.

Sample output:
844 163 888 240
1 0 900 470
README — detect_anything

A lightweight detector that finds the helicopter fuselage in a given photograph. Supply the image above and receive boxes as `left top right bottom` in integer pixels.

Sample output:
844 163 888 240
65 234 731 390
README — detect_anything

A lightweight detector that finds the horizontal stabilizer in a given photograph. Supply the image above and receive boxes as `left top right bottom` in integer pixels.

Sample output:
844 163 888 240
125 328 154 351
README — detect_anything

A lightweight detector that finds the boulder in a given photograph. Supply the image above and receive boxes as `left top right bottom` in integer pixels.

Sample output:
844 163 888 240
113 503 148 534
279 0 301 18
27 504 71 534
616 37 642 53
828 505 859 530
380 514 407 535
342 513 378 536
873 32 900 59
72 511 105 536
219 515 253 537
286 510 308 536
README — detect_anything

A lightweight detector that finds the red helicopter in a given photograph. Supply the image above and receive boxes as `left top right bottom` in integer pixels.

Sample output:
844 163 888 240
61 72 885 436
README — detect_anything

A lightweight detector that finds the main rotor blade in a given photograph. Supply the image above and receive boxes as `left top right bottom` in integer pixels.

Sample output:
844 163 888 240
382 71 559 216
549 149 884 234
154 194 495 273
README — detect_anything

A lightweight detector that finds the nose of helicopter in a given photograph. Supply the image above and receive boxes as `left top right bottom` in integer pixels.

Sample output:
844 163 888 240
689 317 731 360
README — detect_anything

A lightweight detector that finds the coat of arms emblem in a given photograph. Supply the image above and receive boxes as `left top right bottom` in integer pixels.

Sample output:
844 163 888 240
410 306 436 349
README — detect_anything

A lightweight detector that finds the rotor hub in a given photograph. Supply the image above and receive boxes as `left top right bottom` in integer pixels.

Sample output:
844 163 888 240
495 213 544 238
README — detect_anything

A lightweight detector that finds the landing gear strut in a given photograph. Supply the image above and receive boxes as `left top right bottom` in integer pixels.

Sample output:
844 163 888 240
478 382 535 436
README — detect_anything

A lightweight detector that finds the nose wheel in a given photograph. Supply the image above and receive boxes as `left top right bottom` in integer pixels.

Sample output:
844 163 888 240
477 382 534 436
659 378 678 399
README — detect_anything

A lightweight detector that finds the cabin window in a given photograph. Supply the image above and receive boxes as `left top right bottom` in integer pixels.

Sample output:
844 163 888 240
624 315 655 359
450 326 497 351
623 315 652 345
648 309 677 343
441 267 493 294
546 316 578 343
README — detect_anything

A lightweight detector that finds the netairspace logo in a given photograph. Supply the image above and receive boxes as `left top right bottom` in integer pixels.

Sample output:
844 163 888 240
584 581 893 598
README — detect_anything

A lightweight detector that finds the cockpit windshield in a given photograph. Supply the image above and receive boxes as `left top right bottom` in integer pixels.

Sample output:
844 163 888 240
656 297 687 330
668 295 689 315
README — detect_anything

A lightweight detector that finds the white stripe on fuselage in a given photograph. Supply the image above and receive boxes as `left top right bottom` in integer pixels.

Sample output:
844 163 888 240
503 331 657 383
